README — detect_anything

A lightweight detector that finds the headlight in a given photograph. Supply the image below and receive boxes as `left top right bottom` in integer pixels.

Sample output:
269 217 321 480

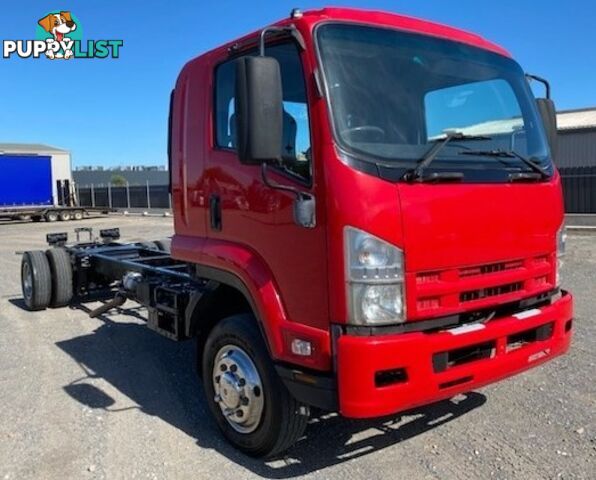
556 225 566 287
345 227 405 325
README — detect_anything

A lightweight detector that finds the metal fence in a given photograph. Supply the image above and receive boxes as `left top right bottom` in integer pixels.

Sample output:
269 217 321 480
77 170 596 214
559 166 596 214
77 182 171 210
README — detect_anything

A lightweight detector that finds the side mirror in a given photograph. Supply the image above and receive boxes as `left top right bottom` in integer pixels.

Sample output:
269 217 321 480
234 56 283 165
536 98 558 160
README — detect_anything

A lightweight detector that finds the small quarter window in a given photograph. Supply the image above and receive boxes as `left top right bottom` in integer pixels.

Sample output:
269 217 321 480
214 43 312 181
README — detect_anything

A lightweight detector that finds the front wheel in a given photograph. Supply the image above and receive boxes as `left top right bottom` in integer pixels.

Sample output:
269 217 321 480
202 314 309 457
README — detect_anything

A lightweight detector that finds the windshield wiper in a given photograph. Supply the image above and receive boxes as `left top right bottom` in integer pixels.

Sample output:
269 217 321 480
404 131 491 182
508 172 544 182
460 149 550 179
414 171 464 183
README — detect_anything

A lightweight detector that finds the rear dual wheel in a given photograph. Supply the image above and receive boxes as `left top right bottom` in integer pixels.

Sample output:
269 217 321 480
202 314 309 457
46 248 73 307
21 252 52 310
21 248 73 310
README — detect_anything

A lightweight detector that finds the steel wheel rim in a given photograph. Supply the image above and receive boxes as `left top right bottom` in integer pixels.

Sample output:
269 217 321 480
212 345 264 434
22 261 32 300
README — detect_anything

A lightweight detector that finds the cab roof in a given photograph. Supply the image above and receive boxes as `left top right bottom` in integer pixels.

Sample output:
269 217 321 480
296 7 510 57
204 7 510 61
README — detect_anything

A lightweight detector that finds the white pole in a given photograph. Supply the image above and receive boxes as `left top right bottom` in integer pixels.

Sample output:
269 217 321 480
146 180 151 210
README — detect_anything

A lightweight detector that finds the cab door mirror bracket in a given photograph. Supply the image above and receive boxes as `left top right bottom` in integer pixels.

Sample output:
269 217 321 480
261 164 316 229
526 74 558 160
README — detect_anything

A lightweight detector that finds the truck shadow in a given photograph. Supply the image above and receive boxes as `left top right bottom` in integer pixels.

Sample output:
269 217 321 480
56 307 486 478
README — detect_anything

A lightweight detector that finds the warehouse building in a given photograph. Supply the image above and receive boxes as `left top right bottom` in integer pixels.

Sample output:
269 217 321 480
556 107 596 167
72 168 168 187
556 107 596 213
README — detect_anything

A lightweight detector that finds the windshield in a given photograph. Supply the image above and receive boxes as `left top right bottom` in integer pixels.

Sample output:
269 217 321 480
316 23 552 178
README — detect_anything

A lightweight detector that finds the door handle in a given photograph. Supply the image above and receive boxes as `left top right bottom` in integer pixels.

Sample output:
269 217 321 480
209 194 222 231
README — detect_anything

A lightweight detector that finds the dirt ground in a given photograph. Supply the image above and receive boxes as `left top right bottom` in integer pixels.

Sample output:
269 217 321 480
0 216 594 479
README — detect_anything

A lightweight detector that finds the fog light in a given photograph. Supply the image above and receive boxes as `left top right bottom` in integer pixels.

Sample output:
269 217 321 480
291 339 313 357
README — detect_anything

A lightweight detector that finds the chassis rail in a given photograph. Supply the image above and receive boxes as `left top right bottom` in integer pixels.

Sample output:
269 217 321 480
48 227 210 341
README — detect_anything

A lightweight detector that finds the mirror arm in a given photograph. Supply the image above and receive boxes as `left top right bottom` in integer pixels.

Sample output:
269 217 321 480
526 74 551 99
261 163 305 199
259 25 305 56
261 163 316 229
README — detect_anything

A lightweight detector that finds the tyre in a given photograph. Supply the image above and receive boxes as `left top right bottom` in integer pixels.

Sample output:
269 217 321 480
139 241 158 250
45 211 58 222
58 211 71 221
21 251 52 311
202 314 309 457
72 210 84 221
46 248 73 307
154 238 171 253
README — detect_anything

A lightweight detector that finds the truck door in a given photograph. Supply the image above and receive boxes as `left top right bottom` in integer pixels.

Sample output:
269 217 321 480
206 42 329 331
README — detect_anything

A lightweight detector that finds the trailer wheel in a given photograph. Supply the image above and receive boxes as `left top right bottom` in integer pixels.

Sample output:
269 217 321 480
154 238 171 253
59 211 71 221
21 251 52 310
17 214 32 221
45 211 58 222
72 210 84 221
202 314 309 457
46 248 73 307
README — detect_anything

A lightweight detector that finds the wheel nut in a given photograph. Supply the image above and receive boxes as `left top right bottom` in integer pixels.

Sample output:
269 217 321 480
220 364 227 372
236 410 244 417
241 397 249 406
238 378 246 386
215 375 221 383
230 364 238 373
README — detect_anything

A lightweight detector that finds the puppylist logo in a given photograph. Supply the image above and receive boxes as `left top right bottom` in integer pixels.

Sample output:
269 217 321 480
3 11 123 59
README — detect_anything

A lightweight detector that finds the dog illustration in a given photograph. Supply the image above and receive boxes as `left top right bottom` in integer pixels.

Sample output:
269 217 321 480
38 11 77 59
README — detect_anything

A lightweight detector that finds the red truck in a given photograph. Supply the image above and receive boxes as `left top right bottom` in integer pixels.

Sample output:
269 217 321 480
21 7 572 457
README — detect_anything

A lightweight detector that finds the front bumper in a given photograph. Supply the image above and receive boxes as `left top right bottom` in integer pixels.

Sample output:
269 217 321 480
337 291 573 418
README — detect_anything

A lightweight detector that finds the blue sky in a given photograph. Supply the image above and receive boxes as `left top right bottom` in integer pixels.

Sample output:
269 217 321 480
1 0 594 168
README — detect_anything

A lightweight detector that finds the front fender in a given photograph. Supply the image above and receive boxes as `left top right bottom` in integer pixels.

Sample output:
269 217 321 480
172 234 331 370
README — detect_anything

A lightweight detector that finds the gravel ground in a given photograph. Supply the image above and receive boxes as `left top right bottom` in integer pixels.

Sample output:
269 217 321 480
0 216 594 480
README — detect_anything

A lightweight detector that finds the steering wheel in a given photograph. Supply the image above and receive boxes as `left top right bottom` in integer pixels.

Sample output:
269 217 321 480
341 125 386 142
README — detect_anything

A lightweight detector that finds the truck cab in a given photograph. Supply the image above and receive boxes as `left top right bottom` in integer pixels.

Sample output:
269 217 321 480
169 8 572 456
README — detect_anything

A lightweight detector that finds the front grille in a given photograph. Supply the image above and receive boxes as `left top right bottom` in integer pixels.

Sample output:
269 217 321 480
460 281 523 303
460 259 523 277
409 254 555 319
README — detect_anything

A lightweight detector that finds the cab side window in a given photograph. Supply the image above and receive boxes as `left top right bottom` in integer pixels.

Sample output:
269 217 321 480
214 43 312 181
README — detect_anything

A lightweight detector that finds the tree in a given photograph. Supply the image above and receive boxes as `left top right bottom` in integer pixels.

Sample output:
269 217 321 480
110 174 127 186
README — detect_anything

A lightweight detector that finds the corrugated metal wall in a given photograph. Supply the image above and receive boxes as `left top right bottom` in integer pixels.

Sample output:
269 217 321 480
556 129 596 168
557 128 596 213
559 167 596 213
